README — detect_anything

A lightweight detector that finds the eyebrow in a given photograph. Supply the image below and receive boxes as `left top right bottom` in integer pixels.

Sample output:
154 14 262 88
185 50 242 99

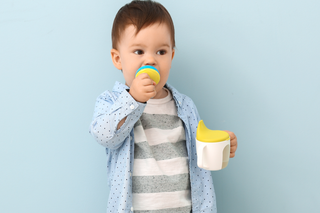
130 44 145 48
130 43 171 48
159 44 171 48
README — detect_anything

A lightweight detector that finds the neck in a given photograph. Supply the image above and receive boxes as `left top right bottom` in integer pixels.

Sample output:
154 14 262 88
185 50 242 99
152 87 168 99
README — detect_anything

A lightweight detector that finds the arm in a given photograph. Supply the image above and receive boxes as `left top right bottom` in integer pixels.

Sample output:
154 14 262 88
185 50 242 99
90 74 156 149
89 89 146 150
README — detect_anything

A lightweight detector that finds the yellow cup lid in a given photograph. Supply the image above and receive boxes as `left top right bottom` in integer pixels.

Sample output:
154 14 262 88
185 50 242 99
196 120 230 142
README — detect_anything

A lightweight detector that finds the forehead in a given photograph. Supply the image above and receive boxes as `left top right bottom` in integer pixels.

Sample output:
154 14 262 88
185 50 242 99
118 23 172 47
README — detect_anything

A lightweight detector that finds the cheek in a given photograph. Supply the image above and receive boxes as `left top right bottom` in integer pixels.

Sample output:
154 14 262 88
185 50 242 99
123 70 135 85
127 75 135 85
157 71 170 87
161 67 171 79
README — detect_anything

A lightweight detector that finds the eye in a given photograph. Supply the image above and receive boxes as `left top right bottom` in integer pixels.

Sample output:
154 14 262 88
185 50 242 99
134 50 144 55
157 50 167 55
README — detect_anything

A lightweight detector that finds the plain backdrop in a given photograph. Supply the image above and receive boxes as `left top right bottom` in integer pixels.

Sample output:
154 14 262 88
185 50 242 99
1 0 319 212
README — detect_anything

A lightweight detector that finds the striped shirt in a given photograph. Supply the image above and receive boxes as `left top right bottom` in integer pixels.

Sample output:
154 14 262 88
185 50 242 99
132 88 192 212
90 81 217 213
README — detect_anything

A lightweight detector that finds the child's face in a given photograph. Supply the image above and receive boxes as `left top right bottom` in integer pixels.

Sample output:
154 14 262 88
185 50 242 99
111 23 175 91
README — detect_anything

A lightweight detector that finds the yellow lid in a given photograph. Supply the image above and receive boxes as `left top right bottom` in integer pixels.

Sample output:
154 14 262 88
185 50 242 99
135 67 160 84
196 120 230 142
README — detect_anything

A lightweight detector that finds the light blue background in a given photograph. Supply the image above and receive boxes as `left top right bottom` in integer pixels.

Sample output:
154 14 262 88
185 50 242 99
1 0 319 212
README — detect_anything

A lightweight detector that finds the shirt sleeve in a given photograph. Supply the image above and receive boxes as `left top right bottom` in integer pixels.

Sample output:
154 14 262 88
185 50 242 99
192 99 201 123
89 89 146 149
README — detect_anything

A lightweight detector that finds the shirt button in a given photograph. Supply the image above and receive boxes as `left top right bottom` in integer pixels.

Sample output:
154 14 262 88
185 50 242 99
130 105 135 109
179 101 181 105
130 172 132 176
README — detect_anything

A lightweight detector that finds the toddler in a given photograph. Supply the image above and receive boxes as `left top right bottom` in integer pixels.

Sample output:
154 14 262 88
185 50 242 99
89 1 237 212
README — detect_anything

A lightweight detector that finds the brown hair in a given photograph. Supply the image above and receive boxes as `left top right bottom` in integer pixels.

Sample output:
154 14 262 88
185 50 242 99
111 0 175 50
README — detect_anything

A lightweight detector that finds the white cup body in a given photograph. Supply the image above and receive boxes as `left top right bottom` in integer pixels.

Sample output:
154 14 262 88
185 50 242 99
196 139 230 171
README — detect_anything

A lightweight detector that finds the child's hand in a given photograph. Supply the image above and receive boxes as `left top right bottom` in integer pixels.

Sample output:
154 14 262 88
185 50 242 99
223 130 238 158
129 73 156 103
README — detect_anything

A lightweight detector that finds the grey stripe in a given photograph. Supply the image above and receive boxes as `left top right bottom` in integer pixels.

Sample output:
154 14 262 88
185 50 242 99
134 119 142 128
132 173 191 193
134 140 188 160
135 113 182 130
134 205 192 213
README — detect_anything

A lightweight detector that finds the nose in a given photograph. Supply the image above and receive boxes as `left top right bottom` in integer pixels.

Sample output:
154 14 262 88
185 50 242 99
143 53 156 66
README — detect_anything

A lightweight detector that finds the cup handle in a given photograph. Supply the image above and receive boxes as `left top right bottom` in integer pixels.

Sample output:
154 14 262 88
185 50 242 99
198 144 207 168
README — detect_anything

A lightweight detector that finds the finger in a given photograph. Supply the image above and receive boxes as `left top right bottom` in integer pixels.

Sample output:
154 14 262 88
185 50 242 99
143 85 156 93
230 145 237 153
141 78 154 86
137 73 150 79
224 131 237 146
146 87 157 95
145 92 156 100
223 130 236 140
230 138 238 147
139 74 155 85
230 138 237 158
145 87 156 95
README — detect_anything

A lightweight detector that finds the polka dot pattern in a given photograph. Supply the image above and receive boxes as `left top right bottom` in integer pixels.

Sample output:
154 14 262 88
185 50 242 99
89 81 217 212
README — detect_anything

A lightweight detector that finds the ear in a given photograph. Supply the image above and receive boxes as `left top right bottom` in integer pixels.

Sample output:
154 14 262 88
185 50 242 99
111 49 122 70
171 48 175 60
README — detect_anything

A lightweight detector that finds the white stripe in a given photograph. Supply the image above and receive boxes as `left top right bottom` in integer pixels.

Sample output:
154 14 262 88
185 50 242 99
133 190 191 211
134 126 185 145
133 124 146 144
144 100 177 115
133 157 189 176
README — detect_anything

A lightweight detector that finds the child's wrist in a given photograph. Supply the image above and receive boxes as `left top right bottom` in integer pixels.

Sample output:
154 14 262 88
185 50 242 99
128 89 147 103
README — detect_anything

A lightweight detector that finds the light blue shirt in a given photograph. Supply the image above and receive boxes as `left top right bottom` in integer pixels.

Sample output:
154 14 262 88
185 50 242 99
90 81 217 213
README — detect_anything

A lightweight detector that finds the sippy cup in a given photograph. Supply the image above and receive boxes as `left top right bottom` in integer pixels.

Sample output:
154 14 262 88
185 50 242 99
196 120 230 171
135 65 160 84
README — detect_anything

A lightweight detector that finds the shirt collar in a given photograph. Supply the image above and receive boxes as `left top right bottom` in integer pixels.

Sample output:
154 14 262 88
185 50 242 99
112 81 129 92
165 82 183 108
